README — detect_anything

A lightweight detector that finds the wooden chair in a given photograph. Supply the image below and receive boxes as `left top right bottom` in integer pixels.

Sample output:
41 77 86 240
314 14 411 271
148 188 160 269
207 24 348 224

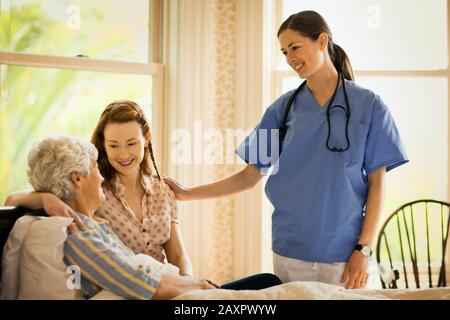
376 199 450 289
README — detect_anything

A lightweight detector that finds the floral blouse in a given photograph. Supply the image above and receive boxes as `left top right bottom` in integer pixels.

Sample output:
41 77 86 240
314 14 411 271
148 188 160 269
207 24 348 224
96 175 179 263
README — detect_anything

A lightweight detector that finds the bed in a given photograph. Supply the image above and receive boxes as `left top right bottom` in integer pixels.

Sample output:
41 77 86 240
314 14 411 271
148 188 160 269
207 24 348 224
173 281 450 300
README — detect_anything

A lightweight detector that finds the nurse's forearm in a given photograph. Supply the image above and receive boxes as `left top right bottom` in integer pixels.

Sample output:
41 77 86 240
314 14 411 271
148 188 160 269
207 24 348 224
358 167 386 247
187 164 263 200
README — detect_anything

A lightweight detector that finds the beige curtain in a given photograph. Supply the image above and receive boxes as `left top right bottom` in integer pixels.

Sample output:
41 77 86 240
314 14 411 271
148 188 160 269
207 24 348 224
163 0 265 284
203 0 237 283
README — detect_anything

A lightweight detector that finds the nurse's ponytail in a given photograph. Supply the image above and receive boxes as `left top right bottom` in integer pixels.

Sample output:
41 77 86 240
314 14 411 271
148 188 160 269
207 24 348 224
330 43 354 81
277 10 354 81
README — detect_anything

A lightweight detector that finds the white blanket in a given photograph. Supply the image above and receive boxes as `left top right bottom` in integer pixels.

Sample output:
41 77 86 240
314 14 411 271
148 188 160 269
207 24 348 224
173 281 450 300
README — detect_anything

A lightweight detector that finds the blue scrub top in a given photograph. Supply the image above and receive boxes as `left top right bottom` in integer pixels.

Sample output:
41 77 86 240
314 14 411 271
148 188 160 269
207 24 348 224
236 80 409 263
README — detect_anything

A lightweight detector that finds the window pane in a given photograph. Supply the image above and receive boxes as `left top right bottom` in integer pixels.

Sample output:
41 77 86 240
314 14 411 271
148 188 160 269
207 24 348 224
281 0 447 70
1 0 150 63
280 76 448 219
357 77 448 216
0 66 153 203
282 76 302 94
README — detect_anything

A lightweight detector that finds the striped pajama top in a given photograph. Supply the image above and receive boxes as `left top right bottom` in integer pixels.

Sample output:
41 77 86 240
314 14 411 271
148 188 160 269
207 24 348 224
63 212 161 300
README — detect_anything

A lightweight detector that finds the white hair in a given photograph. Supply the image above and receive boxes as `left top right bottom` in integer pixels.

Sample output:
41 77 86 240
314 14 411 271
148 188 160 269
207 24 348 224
27 135 98 203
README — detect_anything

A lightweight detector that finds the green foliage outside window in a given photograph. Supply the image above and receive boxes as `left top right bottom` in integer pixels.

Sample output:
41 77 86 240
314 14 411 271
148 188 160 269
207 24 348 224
0 2 153 203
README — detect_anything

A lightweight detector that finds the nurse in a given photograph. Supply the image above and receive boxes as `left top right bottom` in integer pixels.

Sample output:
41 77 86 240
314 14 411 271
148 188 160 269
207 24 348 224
164 10 408 289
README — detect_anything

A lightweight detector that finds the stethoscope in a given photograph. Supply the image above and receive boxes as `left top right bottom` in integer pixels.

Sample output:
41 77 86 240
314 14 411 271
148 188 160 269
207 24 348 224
279 71 351 152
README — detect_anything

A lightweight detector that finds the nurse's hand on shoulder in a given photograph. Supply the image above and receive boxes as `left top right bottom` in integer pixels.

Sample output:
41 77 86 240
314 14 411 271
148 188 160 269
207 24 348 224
162 176 191 201
340 251 369 289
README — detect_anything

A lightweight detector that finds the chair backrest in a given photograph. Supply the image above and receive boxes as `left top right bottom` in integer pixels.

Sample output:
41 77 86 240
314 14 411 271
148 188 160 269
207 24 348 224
0 206 47 277
376 199 450 289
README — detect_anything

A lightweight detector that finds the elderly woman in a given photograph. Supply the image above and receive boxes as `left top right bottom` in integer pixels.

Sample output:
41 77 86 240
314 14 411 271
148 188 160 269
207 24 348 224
25 135 215 299
22 135 282 299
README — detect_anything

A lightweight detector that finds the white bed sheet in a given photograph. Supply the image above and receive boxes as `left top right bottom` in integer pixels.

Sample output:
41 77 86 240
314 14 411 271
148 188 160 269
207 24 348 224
172 281 450 300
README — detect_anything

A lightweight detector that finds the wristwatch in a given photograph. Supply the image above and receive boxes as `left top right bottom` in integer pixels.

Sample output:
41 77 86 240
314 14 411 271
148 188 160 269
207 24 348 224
354 244 372 257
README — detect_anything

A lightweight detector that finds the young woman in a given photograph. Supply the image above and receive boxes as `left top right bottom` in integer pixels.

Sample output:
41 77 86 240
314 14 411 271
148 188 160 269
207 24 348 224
6 100 193 277
164 11 408 289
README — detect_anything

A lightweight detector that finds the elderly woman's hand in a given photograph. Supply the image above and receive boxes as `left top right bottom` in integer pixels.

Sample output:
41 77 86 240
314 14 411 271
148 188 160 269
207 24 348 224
204 279 220 288
41 193 85 232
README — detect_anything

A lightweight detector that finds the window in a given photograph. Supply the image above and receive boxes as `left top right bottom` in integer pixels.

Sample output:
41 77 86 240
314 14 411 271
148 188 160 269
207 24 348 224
0 0 163 203
262 0 448 271
281 0 447 71
1 0 152 62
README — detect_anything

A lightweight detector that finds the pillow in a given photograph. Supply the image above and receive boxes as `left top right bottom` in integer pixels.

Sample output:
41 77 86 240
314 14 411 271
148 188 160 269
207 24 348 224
0 215 43 300
17 217 84 300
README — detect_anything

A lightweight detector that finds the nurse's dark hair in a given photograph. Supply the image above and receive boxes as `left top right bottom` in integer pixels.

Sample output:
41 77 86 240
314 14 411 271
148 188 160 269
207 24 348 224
277 10 354 81
91 99 162 196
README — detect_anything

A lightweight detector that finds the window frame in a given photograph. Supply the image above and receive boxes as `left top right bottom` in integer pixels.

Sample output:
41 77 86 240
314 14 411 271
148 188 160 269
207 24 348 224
0 0 165 167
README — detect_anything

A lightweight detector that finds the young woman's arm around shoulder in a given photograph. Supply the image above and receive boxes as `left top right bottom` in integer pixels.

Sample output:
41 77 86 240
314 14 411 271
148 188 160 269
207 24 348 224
340 166 386 289
163 163 264 201
5 190 74 216
4 190 84 228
